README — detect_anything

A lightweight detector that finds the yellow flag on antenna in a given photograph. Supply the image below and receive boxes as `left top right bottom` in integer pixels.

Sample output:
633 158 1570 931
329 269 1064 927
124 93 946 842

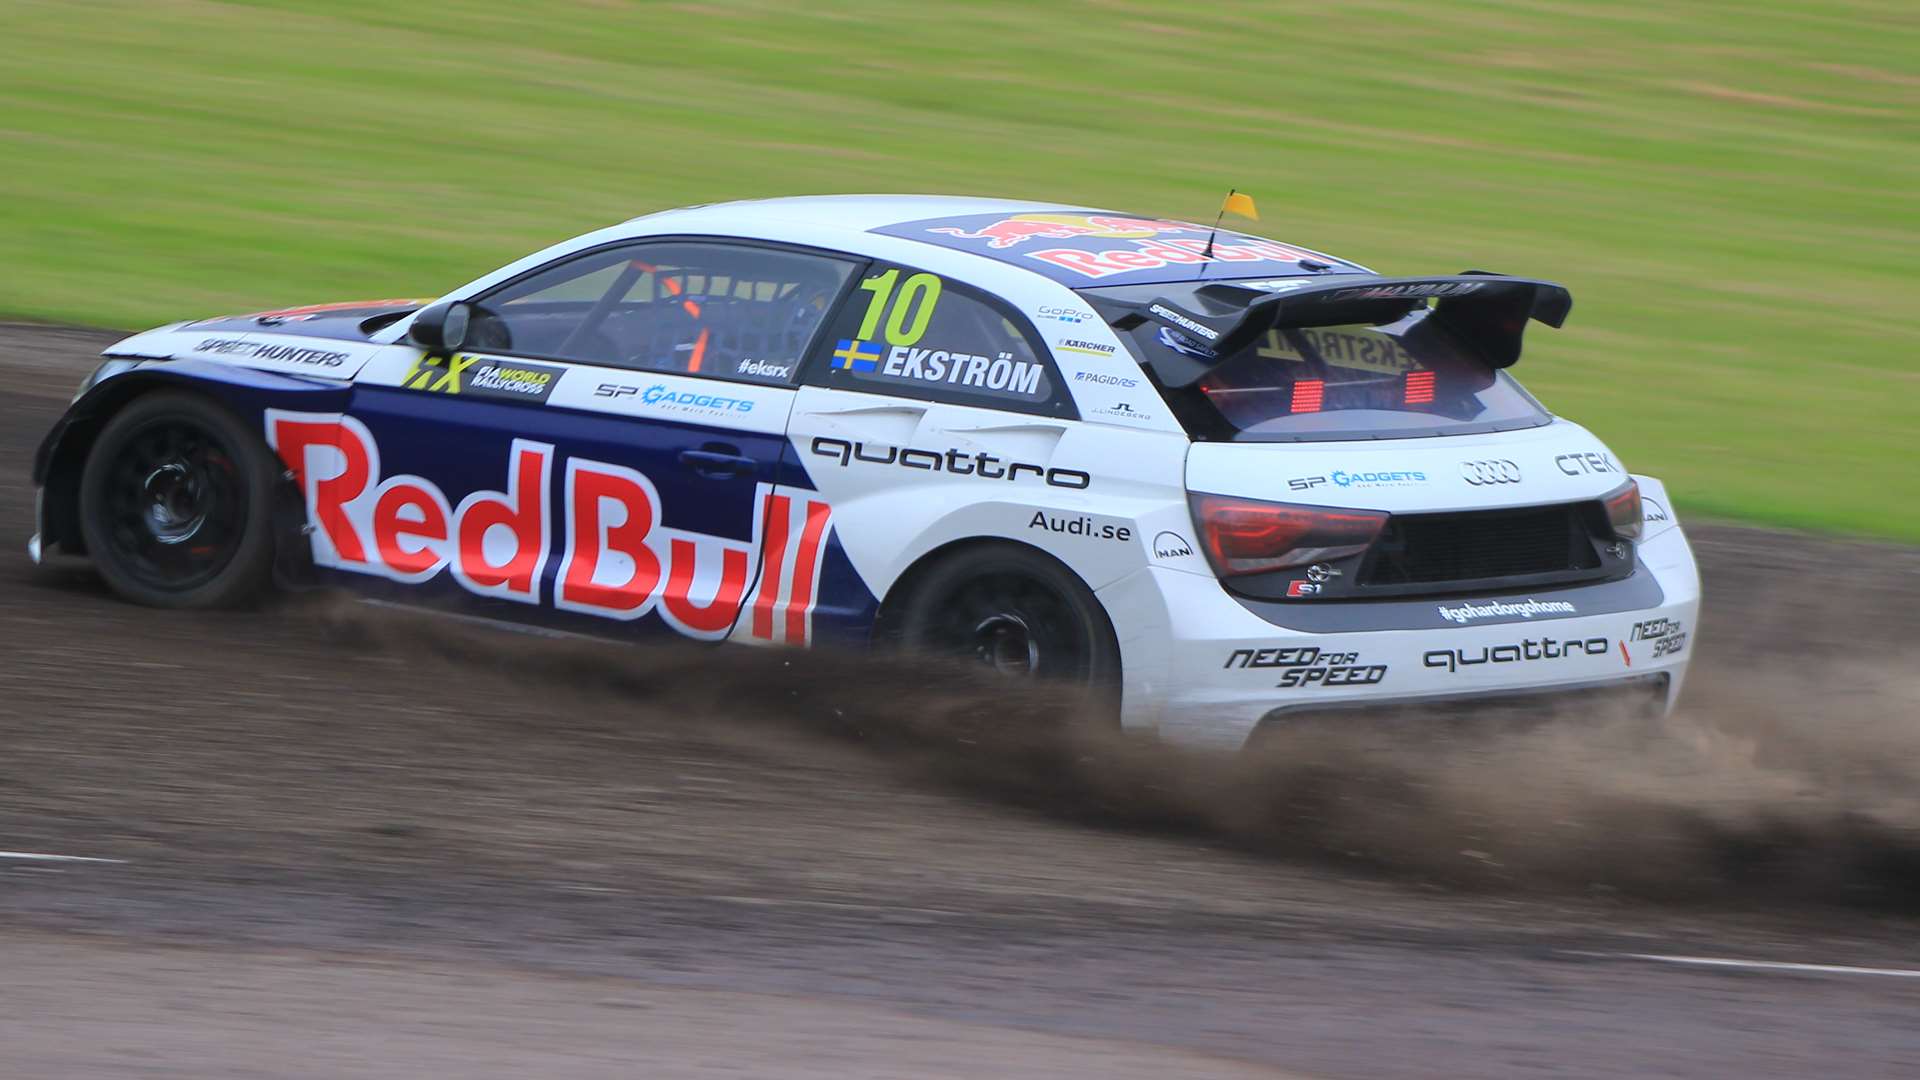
1221 191 1259 221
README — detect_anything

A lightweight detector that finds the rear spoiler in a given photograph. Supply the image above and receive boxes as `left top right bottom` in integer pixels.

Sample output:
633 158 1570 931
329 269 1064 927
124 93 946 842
1098 272 1572 387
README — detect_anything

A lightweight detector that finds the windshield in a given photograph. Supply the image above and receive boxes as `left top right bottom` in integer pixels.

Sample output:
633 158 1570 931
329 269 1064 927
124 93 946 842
1089 283 1553 442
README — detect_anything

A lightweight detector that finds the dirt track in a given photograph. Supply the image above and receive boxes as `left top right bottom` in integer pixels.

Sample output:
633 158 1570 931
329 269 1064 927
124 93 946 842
3 324 1919 1078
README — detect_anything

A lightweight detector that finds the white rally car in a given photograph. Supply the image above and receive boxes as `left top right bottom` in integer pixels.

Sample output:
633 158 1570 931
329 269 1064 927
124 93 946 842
31 195 1699 748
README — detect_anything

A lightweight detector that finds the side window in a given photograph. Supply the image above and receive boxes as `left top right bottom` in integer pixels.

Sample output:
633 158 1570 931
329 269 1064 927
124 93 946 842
467 241 858 385
805 262 1070 416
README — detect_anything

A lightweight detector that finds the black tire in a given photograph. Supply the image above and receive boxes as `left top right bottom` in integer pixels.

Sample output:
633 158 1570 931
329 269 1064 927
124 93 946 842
892 543 1122 696
78 391 279 609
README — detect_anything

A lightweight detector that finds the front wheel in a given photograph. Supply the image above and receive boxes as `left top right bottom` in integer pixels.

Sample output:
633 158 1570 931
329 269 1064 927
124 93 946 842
77 391 279 609
892 544 1122 696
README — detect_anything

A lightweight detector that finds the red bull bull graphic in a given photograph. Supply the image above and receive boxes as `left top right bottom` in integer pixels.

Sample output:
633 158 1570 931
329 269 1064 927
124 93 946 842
877 211 1361 287
927 213 1203 250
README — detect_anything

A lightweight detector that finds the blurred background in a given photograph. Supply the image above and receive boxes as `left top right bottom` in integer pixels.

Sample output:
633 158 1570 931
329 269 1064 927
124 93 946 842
1 1 1914 538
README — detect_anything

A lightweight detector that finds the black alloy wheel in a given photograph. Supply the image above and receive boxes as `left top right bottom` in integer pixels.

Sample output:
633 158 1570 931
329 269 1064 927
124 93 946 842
78 392 279 609
894 545 1122 693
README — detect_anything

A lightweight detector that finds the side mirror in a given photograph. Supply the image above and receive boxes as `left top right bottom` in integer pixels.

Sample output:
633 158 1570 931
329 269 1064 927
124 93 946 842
408 301 472 355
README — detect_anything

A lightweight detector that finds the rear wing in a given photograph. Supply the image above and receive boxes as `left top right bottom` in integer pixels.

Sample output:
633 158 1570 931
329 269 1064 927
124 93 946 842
1092 273 1572 387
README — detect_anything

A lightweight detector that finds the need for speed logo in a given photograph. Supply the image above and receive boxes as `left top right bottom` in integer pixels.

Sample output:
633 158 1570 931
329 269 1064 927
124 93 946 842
1630 618 1688 659
1224 646 1387 688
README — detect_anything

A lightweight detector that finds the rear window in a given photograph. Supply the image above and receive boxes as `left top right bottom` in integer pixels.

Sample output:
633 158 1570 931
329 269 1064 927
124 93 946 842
1101 293 1552 442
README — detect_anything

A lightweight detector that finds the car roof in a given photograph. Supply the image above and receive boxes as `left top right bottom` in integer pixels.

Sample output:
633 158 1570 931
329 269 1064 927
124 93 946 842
627 195 1367 288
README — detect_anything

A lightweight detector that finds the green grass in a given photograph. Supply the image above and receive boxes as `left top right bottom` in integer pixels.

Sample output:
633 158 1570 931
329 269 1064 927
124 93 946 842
2 0 1916 538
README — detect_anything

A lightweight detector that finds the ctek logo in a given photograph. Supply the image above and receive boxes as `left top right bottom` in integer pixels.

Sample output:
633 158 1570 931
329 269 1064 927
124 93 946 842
265 411 829 644
1555 451 1618 476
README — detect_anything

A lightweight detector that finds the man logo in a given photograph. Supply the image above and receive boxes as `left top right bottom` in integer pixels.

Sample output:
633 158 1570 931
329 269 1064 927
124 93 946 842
1152 531 1194 560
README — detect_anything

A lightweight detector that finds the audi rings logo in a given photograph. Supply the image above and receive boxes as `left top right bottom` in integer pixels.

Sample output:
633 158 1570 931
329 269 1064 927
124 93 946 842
1459 459 1522 485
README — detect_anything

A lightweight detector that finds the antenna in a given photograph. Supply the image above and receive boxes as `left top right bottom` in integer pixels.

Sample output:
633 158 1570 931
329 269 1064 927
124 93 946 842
1201 188 1234 260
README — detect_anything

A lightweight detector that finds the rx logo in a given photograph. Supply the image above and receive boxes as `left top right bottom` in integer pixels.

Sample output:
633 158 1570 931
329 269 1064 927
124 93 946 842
402 353 478 394
1459 459 1522 485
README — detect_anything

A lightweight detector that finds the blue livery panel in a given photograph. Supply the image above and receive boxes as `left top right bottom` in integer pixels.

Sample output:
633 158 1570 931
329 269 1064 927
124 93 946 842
238 379 875 645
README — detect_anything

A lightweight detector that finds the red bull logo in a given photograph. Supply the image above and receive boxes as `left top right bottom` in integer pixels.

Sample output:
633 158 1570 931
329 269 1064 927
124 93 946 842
928 213 1203 250
1026 236 1324 279
265 411 830 645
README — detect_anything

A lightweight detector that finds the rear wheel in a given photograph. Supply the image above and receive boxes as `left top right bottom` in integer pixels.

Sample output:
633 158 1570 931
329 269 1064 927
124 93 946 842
893 544 1121 695
78 392 279 609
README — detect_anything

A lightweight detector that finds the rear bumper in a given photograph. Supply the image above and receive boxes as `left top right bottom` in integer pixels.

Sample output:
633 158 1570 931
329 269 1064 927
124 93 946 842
1252 672 1671 742
1099 520 1701 750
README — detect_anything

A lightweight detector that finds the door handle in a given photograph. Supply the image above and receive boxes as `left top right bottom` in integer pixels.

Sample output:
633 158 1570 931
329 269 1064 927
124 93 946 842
678 445 756 479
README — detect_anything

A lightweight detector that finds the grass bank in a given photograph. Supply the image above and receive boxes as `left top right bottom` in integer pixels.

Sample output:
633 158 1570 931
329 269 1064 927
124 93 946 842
1 0 1914 537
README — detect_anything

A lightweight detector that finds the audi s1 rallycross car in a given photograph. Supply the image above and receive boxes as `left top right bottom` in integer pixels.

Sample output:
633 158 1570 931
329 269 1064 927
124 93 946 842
29 195 1699 748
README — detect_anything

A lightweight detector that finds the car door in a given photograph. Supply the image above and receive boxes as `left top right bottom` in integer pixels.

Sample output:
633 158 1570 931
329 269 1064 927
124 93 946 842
276 238 859 641
785 258 1081 635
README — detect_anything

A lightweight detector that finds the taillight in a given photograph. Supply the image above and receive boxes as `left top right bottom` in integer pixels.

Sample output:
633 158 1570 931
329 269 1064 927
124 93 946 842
1189 493 1387 577
1603 480 1643 541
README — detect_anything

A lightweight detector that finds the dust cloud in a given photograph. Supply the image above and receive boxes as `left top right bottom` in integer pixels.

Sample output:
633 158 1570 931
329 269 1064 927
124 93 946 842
316 597 1920 909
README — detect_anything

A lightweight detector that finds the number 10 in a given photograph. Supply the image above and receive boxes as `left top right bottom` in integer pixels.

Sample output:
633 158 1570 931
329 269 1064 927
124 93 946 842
855 269 941 346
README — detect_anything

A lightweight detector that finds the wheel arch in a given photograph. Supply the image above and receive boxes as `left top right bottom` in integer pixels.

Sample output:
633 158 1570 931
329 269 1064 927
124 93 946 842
868 535 1121 658
35 362 348 557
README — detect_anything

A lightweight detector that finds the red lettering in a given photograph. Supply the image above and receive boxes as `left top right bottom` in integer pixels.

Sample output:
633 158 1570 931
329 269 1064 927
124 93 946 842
1024 248 1128 278
750 492 792 639
557 460 662 616
662 538 748 635
266 412 371 565
1134 239 1207 264
453 439 552 603
784 499 832 644
372 480 448 578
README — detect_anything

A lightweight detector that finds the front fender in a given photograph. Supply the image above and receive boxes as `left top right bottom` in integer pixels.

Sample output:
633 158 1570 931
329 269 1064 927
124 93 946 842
33 360 351 556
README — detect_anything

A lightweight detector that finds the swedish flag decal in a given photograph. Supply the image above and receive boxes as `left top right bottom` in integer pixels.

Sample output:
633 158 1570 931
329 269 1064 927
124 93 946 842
831 338 882 373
